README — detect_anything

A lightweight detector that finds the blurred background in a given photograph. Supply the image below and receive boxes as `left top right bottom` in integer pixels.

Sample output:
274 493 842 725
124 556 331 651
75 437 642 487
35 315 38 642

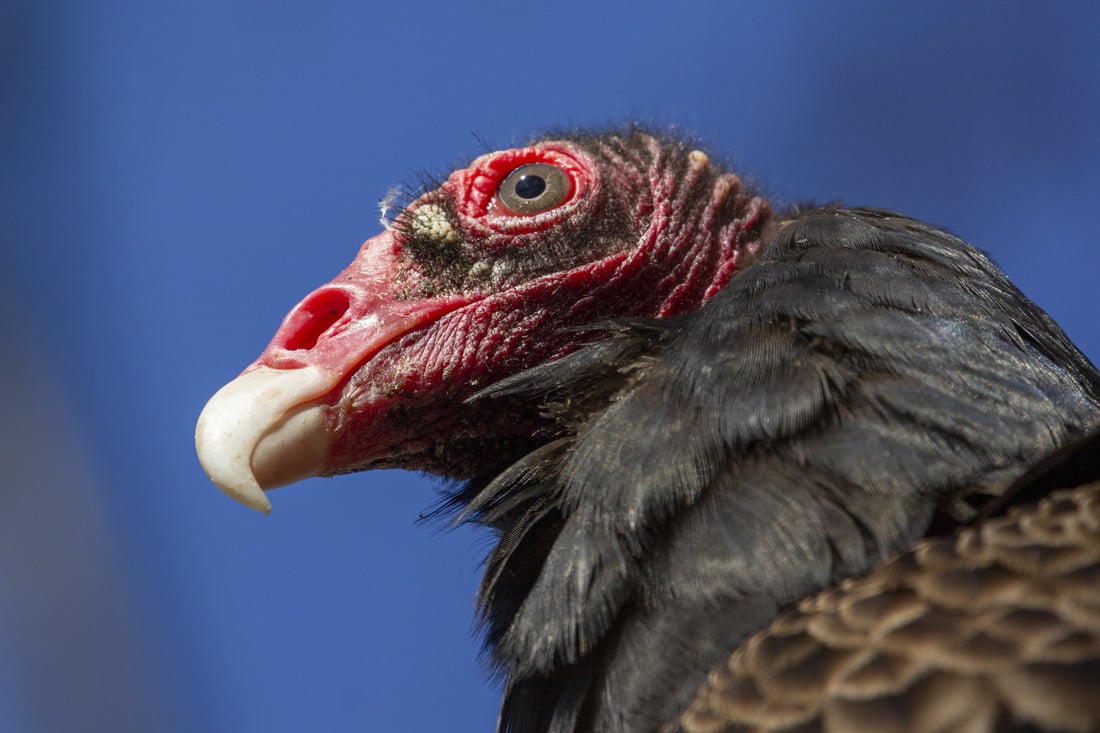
2 2 1098 731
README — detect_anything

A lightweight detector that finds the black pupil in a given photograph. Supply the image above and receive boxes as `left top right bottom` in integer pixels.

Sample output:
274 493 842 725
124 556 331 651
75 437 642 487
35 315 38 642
514 174 547 200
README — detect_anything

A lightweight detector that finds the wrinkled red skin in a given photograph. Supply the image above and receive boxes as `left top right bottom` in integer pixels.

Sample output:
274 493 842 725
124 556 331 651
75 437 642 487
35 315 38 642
255 133 771 480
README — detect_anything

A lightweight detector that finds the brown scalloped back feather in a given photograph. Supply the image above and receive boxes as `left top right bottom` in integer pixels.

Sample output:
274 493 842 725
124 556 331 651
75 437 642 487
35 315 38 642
673 481 1100 733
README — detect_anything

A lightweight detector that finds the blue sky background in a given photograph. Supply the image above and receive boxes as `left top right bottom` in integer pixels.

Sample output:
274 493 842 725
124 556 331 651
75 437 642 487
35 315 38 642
2 2 1098 731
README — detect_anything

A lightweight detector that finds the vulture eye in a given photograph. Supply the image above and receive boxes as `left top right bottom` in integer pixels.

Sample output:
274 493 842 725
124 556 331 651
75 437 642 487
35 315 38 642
496 162 571 215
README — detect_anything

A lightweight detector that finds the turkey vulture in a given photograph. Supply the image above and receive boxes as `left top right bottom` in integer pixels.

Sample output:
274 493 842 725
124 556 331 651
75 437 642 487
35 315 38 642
196 129 1100 732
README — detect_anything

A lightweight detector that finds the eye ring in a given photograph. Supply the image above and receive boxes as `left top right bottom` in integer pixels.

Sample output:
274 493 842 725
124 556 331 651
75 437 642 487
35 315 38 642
496 162 571 215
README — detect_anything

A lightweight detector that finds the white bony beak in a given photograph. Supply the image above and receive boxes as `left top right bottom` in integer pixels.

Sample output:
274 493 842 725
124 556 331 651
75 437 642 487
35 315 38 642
195 365 333 513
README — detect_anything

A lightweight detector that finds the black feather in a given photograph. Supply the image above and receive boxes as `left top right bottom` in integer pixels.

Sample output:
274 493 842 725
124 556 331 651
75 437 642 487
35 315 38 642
465 206 1100 731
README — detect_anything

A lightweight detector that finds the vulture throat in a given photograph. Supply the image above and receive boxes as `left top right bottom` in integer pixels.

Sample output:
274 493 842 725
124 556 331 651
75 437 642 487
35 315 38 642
196 129 1100 733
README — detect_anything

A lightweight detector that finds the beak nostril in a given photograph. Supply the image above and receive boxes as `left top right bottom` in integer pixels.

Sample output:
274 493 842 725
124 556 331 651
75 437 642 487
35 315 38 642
281 288 351 351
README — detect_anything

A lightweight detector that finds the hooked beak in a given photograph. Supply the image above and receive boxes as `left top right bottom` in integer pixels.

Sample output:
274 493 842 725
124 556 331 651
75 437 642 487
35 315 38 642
195 230 473 512
195 366 332 514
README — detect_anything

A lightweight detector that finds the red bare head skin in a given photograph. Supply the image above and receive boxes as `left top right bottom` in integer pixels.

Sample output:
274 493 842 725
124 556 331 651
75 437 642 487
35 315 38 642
196 129 771 508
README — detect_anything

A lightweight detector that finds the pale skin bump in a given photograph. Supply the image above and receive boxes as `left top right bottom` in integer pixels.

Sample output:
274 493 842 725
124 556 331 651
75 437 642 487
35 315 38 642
408 202 461 244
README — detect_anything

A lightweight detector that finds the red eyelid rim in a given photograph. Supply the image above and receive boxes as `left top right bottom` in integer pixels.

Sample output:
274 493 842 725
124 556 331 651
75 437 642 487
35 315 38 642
446 145 591 224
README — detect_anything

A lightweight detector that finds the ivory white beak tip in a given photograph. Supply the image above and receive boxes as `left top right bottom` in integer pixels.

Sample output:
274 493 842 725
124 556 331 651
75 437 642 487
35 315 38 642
236 484 273 515
195 366 333 513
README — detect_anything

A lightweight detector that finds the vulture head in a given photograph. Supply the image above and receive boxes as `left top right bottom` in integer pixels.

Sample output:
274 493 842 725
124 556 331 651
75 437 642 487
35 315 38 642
197 130 771 512
196 128 1100 732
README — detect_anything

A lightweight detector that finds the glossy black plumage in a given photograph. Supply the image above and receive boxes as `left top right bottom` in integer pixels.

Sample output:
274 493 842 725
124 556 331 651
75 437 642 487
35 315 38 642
463 207 1100 732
